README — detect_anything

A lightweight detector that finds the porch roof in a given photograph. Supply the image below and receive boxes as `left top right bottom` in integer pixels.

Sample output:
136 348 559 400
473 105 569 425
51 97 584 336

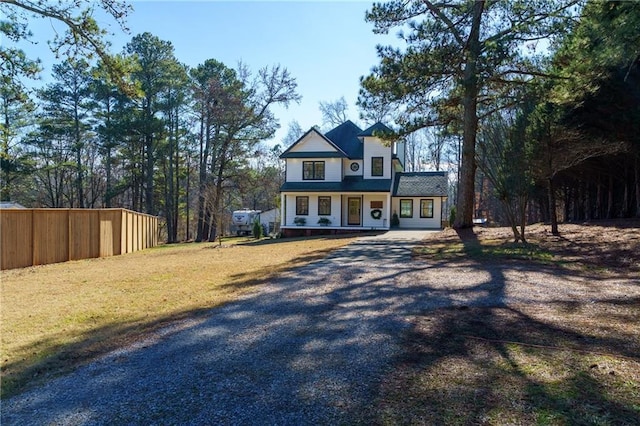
281 176 392 192
392 172 448 197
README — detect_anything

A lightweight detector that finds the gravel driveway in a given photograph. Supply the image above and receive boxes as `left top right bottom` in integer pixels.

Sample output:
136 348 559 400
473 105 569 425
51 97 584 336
3 230 638 425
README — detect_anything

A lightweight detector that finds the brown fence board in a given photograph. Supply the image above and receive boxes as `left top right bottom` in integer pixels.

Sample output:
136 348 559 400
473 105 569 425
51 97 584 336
0 208 157 270
99 210 122 257
69 210 101 260
33 210 69 266
1 210 33 269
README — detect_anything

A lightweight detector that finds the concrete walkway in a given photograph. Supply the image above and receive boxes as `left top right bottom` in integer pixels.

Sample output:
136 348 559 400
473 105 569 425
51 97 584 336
2 230 436 425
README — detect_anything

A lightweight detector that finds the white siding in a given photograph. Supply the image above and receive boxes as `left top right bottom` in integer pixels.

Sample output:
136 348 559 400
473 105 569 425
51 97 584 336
391 197 443 229
362 194 390 228
282 193 341 227
289 132 338 153
363 136 392 179
259 208 279 226
393 140 406 170
343 159 363 177
286 158 342 182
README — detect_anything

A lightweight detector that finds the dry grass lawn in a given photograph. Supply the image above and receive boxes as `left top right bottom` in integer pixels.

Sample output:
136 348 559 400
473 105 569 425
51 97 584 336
375 220 640 425
3 220 639 423
0 235 356 398
375 303 640 425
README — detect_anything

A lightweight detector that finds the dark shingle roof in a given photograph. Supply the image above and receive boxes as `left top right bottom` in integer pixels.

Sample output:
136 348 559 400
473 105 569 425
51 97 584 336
324 120 363 159
280 121 397 160
280 128 347 159
281 176 392 193
278 151 344 158
359 122 394 137
392 172 448 197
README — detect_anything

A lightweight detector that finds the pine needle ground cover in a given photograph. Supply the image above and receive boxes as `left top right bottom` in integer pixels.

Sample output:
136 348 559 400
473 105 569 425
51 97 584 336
1 235 356 398
375 303 640 425
375 221 640 425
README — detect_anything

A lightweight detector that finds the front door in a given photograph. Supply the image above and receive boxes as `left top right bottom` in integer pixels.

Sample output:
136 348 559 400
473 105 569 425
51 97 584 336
348 197 361 225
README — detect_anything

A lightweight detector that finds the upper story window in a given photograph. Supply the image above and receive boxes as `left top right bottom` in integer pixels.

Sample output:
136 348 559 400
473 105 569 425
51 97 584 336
303 161 325 180
371 157 383 176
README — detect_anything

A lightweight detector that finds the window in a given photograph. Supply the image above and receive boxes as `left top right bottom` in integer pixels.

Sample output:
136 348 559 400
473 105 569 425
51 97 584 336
296 196 309 215
400 199 413 218
370 201 383 209
371 157 383 176
303 161 325 180
318 196 331 215
420 199 434 218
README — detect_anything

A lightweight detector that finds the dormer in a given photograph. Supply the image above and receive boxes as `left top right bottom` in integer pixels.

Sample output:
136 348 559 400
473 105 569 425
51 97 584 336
358 122 402 179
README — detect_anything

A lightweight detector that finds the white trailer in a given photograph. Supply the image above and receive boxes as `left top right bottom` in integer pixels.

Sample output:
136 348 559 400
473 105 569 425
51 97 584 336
232 209 261 236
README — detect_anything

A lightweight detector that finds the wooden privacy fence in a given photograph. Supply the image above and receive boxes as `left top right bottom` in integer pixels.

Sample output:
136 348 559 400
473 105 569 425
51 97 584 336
1 208 159 270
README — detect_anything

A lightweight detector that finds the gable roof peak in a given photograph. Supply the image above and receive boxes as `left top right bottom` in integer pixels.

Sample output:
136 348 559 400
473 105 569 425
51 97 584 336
279 126 347 159
359 122 394 137
326 120 363 135
324 120 364 159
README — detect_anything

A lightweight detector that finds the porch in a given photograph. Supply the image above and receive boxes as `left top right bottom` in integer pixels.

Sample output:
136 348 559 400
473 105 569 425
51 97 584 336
280 192 391 236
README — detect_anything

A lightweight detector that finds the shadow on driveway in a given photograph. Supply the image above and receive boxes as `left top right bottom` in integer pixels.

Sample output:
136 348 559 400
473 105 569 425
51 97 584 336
3 229 638 425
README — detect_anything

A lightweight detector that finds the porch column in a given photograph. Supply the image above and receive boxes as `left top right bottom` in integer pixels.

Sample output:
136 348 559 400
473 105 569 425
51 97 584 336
281 193 286 226
386 192 391 229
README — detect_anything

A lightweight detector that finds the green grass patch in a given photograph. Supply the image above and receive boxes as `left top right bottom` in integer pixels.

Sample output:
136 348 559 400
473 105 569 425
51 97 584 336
414 240 554 263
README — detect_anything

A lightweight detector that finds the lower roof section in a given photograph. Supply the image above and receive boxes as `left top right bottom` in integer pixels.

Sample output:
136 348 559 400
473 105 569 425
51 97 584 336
280 172 449 196
392 172 448 197
280 176 392 193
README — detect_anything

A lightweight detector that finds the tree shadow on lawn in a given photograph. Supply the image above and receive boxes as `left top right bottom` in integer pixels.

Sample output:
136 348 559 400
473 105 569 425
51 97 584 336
0 306 214 400
214 226 640 424
2 233 438 422
454 222 640 277
4 226 639 424
233 232 379 247
371 227 640 425
0 245 348 400
373 301 640 425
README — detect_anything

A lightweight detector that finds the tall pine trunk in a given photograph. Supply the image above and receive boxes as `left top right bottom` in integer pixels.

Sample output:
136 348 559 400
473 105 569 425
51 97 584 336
144 133 154 215
635 154 640 217
454 0 483 229
607 174 614 219
74 103 84 208
549 177 559 235
166 120 176 243
196 125 208 242
104 99 113 208
595 175 602 219
196 109 213 242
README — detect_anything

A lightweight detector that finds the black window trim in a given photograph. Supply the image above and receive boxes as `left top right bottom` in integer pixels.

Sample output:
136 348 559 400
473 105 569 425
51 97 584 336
371 156 384 177
296 196 309 215
302 161 325 180
420 199 434 218
400 199 413 218
318 196 331 216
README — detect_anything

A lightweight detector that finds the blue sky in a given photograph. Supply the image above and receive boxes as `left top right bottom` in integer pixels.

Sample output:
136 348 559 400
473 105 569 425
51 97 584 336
18 0 400 146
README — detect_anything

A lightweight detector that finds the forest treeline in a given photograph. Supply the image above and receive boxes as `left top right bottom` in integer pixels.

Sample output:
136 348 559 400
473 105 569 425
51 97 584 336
2 30 300 242
1 0 639 243
359 0 639 240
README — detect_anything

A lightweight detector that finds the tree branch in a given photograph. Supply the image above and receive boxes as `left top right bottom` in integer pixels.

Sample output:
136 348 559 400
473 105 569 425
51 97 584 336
422 0 465 48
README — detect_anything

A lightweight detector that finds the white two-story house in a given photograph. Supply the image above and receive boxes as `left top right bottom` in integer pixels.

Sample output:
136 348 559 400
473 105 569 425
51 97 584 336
279 121 448 236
